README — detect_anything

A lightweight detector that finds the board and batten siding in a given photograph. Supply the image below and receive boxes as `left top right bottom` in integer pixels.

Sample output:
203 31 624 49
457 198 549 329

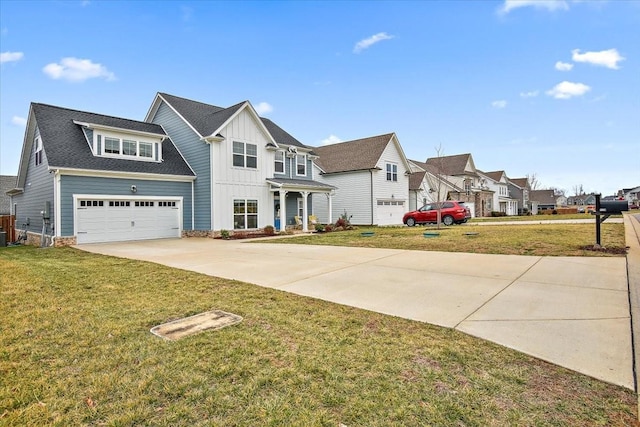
58 175 192 236
314 170 373 225
151 101 210 230
211 109 274 230
12 126 55 235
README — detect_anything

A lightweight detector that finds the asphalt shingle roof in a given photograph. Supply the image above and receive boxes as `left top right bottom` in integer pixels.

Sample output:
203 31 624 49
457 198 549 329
530 189 556 205
1 175 17 213
158 93 311 150
509 178 529 188
425 153 473 176
313 133 394 174
33 103 194 176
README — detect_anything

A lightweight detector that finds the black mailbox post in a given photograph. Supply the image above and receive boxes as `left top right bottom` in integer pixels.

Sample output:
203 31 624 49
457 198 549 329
593 194 628 247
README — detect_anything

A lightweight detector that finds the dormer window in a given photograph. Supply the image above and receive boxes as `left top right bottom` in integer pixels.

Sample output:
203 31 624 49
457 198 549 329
96 133 161 161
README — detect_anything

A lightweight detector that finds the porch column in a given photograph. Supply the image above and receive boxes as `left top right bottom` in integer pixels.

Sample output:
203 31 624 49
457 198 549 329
327 192 333 224
278 189 287 232
301 191 309 232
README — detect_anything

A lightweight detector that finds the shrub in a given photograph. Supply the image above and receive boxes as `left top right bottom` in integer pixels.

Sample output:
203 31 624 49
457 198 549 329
220 229 230 239
490 211 506 217
315 224 325 232
264 225 275 235
324 224 333 232
335 218 347 228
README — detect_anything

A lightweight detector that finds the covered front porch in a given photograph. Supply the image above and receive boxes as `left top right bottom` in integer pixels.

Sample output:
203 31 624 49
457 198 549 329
267 178 335 233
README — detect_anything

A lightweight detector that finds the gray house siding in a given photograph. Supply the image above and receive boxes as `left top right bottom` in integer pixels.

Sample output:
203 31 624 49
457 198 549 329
276 154 314 181
59 175 192 236
12 126 55 235
152 102 210 229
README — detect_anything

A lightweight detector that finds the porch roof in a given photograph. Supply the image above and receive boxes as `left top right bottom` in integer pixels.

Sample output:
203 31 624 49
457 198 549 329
266 178 336 193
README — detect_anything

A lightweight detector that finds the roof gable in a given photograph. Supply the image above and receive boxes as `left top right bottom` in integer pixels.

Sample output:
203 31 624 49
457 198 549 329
313 133 397 174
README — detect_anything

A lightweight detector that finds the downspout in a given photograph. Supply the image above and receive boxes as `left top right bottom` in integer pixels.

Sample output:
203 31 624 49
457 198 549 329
370 169 374 225
191 180 195 231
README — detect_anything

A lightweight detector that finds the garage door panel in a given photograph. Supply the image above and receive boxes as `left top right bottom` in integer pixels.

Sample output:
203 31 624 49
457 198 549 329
76 198 180 244
376 200 406 226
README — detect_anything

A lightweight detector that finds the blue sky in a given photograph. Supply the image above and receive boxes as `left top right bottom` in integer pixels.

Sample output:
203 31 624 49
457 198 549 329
1 0 638 196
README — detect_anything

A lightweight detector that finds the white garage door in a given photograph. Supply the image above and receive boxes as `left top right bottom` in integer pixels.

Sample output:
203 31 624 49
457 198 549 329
376 199 406 226
76 198 181 244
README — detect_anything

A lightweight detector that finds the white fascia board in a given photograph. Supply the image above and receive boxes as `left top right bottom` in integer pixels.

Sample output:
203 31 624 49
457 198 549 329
389 133 413 173
51 167 196 182
205 102 279 147
16 105 37 190
72 120 167 140
149 93 204 139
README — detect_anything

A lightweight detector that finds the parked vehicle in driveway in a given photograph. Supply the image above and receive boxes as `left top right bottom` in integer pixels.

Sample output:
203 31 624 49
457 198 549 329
403 201 471 226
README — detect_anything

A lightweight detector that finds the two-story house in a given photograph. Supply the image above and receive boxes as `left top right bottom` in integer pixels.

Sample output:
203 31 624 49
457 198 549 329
478 170 518 215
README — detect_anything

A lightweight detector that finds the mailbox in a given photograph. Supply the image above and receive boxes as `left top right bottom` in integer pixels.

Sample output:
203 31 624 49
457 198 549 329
599 200 628 214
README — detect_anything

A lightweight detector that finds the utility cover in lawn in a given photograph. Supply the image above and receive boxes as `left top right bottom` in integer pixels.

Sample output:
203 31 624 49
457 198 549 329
151 310 243 340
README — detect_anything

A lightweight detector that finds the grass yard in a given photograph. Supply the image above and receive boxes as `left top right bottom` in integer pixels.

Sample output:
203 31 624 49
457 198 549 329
1 246 637 426
268 223 626 257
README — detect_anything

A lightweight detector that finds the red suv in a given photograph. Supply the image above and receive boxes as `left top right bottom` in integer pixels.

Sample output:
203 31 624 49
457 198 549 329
403 201 471 226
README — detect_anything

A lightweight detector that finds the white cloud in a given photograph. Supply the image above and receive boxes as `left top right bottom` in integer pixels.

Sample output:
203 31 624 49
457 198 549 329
1 51 24 64
520 90 539 98
491 100 507 109
546 81 591 99
11 116 27 126
254 102 273 115
498 0 569 15
353 32 394 54
321 135 342 145
42 57 116 82
555 61 573 71
571 48 625 69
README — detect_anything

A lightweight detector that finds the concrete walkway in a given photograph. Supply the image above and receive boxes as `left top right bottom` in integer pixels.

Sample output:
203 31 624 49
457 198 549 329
78 220 636 390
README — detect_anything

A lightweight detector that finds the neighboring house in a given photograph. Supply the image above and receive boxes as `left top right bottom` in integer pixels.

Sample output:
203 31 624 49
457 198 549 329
529 189 557 211
478 170 518 215
619 186 640 205
145 93 334 233
507 177 530 215
9 103 196 245
312 133 411 226
567 193 596 207
407 159 460 212
1 175 17 215
424 153 493 217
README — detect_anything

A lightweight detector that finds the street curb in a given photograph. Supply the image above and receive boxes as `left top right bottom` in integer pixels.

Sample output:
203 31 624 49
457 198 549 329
623 213 640 419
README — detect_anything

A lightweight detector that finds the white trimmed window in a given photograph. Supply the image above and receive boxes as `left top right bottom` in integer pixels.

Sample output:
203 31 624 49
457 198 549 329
233 199 258 229
34 136 43 166
274 150 285 173
296 154 306 176
98 133 160 161
233 141 257 169
386 163 398 182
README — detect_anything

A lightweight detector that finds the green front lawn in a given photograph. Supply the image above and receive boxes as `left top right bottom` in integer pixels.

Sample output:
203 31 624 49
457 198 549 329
1 247 636 426
268 223 626 257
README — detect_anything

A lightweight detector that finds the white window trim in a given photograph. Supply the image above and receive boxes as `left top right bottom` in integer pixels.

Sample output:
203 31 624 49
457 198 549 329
232 141 258 169
296 154 307 177
94 130 162 162
233 198 259 230
35 136 43 166
386 163 398 182
274 150 285 174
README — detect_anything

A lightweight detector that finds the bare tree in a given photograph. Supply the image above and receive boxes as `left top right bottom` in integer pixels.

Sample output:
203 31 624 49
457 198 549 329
424 144 446 229
572 184 585 196
526 173 541 190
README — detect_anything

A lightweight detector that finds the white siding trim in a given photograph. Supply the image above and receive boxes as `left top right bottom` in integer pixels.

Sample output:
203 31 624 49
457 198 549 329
54 171 61 237
51 167 195 182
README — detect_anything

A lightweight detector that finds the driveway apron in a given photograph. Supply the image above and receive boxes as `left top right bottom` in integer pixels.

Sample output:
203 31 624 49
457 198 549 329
78 237 633 390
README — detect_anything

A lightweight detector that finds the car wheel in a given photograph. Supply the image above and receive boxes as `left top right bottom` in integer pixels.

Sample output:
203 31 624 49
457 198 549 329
442 215 454 226
406 217 416 227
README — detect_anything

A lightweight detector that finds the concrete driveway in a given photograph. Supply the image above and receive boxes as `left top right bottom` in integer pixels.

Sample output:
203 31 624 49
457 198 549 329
78 234 634 390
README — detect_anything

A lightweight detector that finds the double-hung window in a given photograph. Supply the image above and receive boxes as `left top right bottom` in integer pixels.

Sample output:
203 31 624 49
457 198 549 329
296 154 306 176
34 136 43 166
274 151 285 174
233 141 257 168
233 199 258 229
386 163 398 182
